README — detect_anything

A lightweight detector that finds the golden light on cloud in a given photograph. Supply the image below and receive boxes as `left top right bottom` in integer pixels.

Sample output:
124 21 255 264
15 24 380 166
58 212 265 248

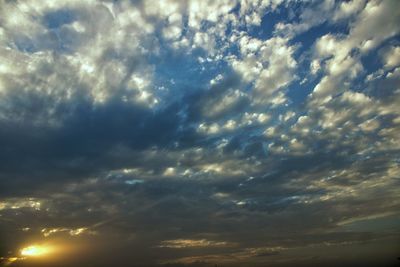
41 227 92 237
0 257 20 266
20 245 52 257
158 239 235 248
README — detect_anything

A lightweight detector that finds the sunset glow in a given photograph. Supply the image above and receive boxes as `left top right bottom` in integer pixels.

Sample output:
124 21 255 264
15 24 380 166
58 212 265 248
20 245 51 257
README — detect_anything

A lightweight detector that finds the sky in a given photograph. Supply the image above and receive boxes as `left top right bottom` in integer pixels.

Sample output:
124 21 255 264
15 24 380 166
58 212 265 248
0 0 399 266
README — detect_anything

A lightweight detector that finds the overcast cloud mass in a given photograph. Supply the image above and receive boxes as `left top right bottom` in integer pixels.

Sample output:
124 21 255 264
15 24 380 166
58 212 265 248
0 0 399 266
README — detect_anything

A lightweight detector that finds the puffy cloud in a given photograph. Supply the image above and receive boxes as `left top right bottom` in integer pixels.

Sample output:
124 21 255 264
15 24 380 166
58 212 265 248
202 89 248 118
308 0 400 108
230 35 297 105
382 45 400 70
274 0 336 37
0 0 161 130
332 0 366 21
239 0 284 26
162 13 183 41
348 0 400 53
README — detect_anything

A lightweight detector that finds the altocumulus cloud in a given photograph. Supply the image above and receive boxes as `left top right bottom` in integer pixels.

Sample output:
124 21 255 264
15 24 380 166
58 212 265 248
0 1 399 267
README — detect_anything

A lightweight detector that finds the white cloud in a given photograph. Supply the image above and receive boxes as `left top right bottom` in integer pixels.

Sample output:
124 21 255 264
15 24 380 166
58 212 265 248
349 0 400 53
332 0 366 21
230 35 297 105
308 0 400 107
274 0 335 38
0 0 161 126
359 118 380 132
198 112 270 135
382 46 400 70
202 89 248 118
239 0 284 27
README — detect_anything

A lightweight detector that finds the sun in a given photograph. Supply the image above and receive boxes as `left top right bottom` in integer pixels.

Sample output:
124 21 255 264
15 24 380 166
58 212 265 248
20 245 51 257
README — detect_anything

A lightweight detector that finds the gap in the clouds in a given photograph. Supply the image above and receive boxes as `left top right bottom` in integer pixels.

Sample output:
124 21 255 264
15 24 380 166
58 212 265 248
250 5 291 40
356 35 400 99
361 36 400 74
361 48 384 76
285 77 320 108
340 214 400 233
150 49 231 106
291 21 349 54
43 9 77 29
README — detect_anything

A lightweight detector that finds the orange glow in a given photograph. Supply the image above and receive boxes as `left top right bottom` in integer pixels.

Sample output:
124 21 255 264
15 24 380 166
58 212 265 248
20 245 52 257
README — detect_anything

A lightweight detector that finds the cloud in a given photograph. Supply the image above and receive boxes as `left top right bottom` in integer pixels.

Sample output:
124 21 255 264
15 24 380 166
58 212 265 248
332 0 366 21
229 35 297 105
274 0 336 38
0 1 399 267
382 45 400 70
158 239 235 249
41 227 95 237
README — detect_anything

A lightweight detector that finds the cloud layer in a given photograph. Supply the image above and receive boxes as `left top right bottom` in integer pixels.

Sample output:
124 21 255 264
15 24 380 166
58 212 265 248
0 1 399 266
